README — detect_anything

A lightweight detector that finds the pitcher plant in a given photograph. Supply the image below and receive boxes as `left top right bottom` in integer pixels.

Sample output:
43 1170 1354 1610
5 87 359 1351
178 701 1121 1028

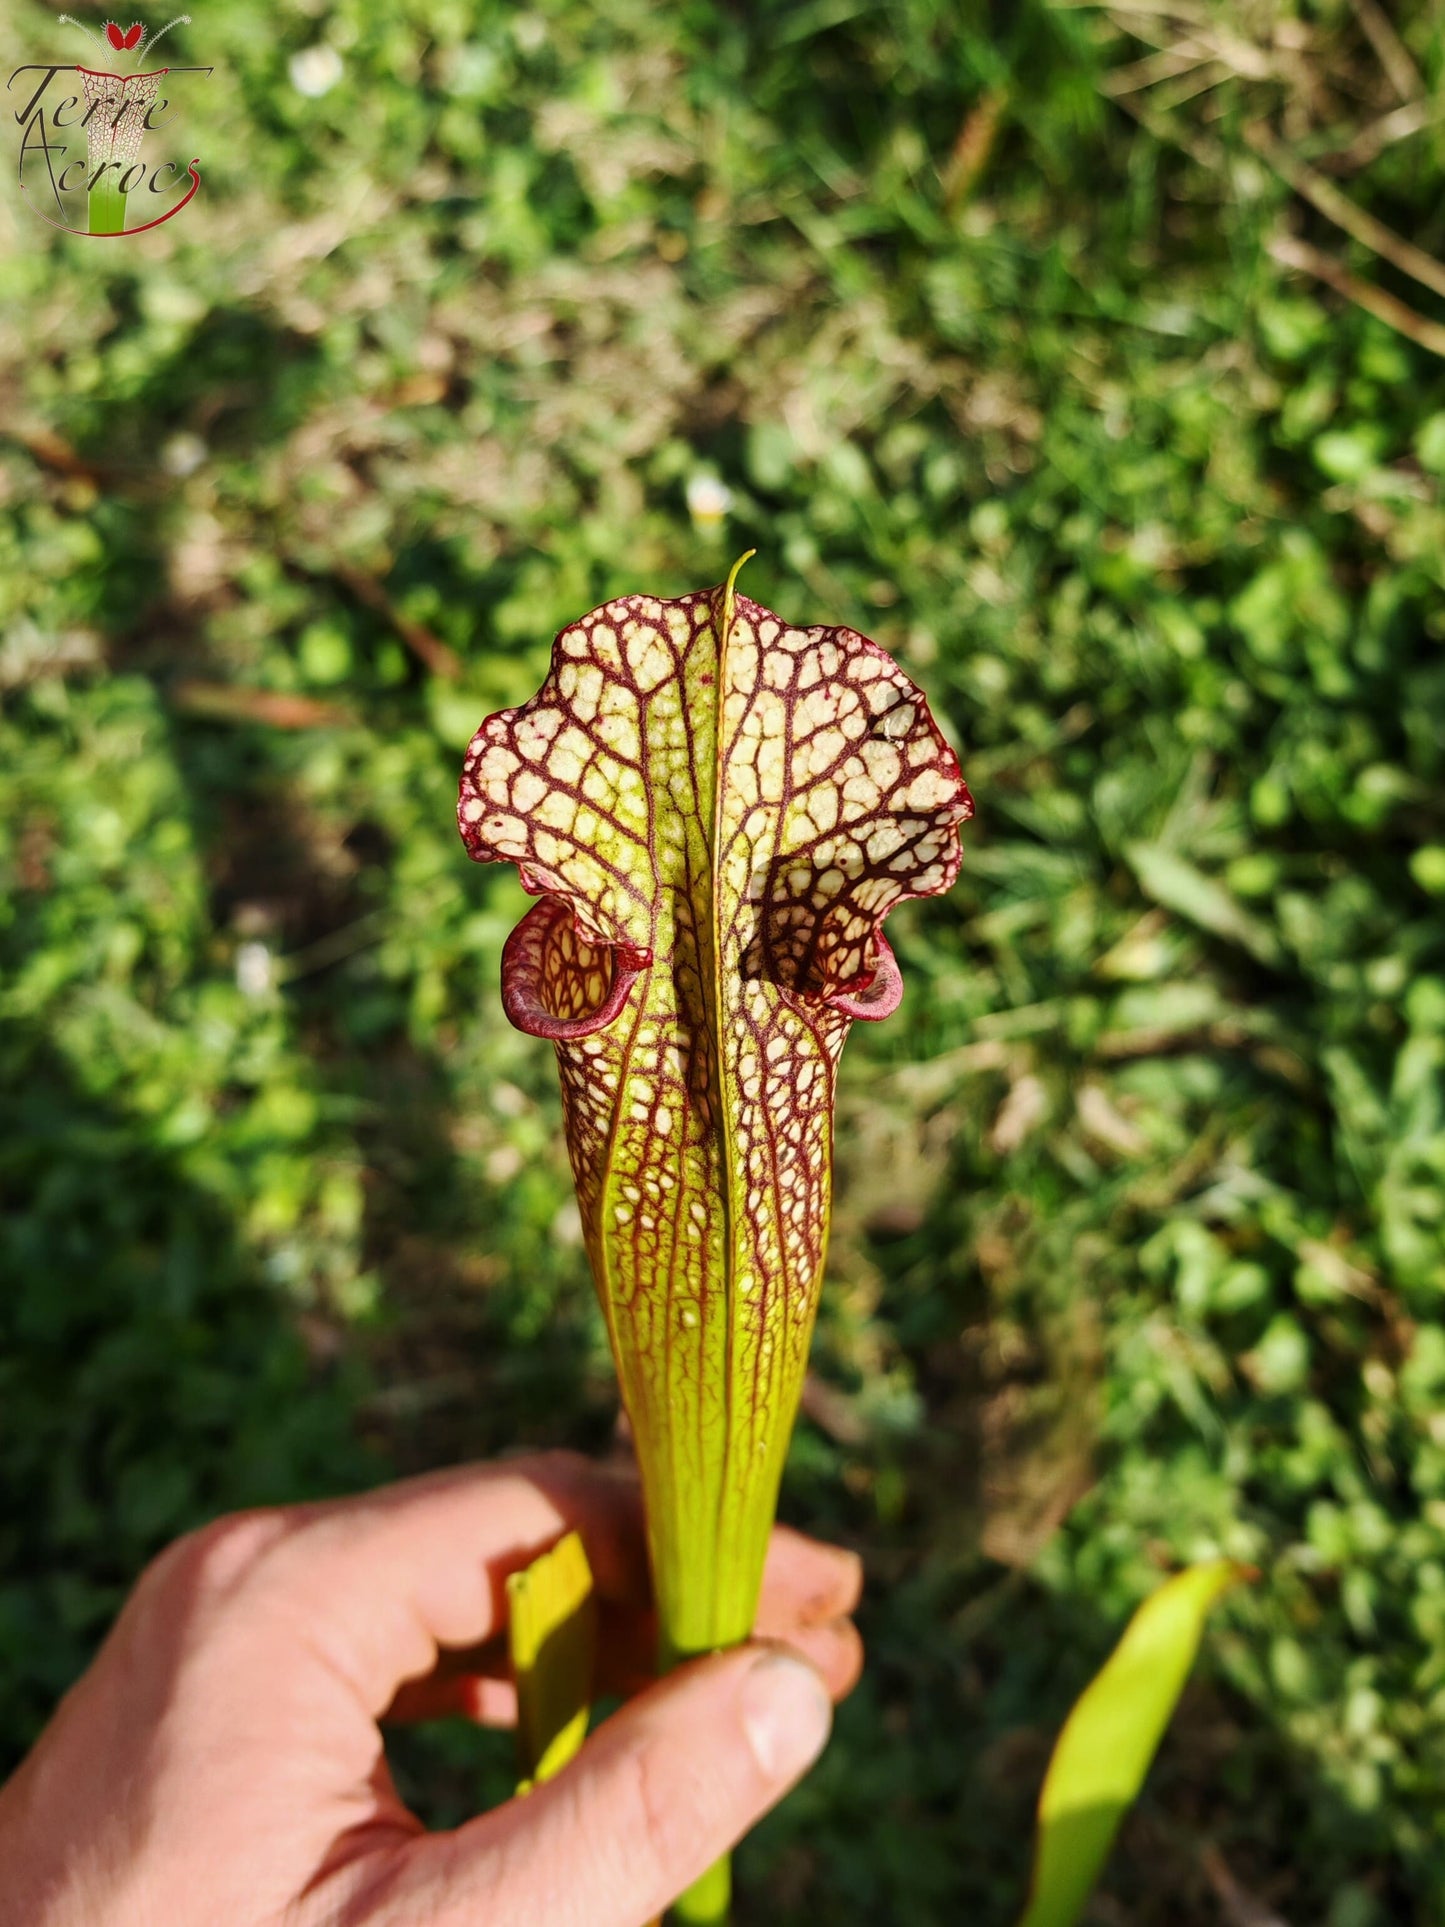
459 559 971 1913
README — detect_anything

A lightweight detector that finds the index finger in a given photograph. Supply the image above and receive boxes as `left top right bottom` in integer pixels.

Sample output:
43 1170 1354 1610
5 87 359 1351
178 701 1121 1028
208 1453 857 1718
224 1453 644 1714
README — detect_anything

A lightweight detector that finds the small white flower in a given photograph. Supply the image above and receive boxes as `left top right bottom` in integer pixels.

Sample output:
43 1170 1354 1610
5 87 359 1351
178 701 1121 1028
235 941 274 998
160 432 207 478
686 473 734 526
289 44 343 98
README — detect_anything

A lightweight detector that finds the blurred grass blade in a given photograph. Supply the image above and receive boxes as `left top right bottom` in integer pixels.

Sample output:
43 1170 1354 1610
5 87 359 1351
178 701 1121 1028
1124 843 1284 969
507 1530 597 1789
1018 1561 1248 1927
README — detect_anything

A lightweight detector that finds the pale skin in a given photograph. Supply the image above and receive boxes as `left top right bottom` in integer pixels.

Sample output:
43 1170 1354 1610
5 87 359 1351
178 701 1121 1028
0 1452 863 1927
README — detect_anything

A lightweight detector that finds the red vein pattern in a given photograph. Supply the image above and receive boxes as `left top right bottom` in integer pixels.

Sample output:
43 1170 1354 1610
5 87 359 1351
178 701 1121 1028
459 581 972 1653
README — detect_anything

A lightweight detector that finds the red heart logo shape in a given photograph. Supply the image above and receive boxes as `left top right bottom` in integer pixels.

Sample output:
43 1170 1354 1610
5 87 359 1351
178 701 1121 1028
105 21 144 50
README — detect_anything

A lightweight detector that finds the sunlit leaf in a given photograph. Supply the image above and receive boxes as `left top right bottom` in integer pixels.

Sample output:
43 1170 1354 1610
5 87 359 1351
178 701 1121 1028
1019 1561 1248 1927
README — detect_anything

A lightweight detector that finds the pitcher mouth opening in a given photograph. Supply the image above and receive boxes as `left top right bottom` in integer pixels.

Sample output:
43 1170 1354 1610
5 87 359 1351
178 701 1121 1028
501 895 651 1042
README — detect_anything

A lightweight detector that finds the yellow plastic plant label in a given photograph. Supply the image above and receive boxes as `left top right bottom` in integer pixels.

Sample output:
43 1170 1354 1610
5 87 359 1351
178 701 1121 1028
507 1529 598 1790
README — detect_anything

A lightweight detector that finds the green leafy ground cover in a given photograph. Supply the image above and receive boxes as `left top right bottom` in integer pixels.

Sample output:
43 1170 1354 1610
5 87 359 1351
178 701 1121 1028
3 1 1445 1918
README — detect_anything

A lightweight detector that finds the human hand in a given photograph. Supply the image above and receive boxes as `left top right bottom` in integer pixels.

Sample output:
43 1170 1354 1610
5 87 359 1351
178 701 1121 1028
0 1453 862 1927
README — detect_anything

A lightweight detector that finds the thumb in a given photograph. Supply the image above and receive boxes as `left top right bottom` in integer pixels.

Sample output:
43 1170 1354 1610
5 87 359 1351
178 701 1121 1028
396 1644 833 1927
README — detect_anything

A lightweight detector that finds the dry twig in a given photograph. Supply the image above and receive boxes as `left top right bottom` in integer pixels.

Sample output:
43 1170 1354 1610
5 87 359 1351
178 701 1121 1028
1200 1845 1290 1927
1101 41 1215 96
1348 0 1424 102
329 560 464 681
170 681 356 729
1268 232 1445 361
1245 120 1445 305
5 424 110 486
941 87 1008 210
1324 95 1438 173
1109 83 1227 170
1080 0 1445 363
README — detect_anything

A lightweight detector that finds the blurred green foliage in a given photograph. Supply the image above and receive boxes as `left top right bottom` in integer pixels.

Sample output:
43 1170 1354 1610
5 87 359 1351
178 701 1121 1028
3 0 1445 1919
